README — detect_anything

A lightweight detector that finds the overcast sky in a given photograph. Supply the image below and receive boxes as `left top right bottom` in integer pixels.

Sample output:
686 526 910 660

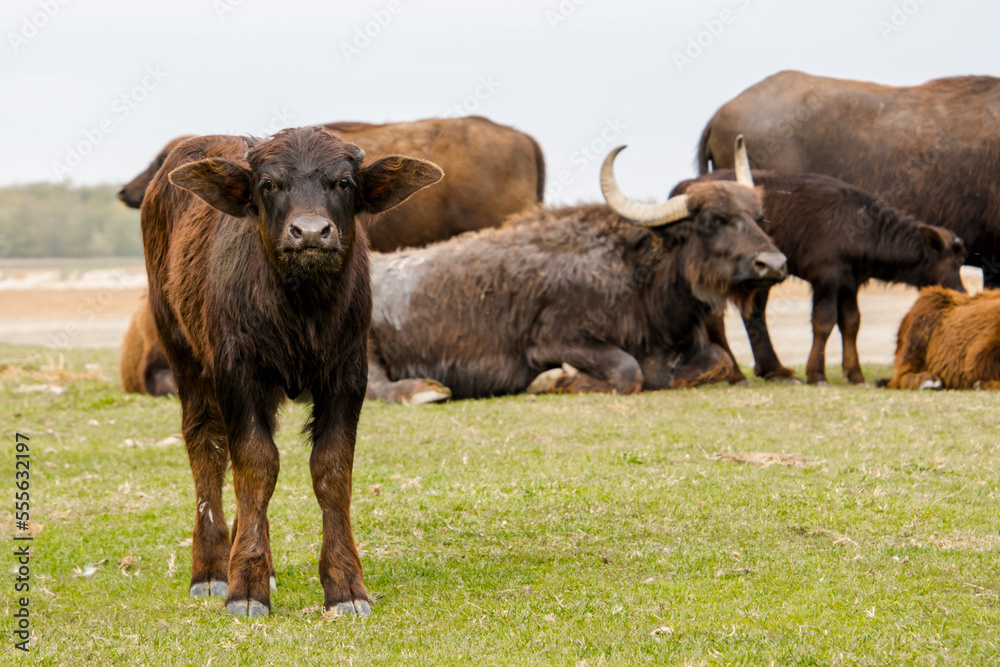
1 0 993 204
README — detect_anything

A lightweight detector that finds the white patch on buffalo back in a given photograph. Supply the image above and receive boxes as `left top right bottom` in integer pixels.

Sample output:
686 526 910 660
371 252 428 330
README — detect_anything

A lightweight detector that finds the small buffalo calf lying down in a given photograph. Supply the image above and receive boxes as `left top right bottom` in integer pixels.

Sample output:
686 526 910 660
142 127 441 618
120 295 175 397
672 169 966 385
886 287 1000 390
365 144 787 403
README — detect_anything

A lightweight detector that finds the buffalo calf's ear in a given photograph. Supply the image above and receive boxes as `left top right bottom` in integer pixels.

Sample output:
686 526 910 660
918 225 946 253
359 156 443 214
169 158 254 218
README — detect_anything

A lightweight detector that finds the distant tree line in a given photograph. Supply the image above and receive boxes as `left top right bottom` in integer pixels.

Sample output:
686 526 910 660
0 183 142 258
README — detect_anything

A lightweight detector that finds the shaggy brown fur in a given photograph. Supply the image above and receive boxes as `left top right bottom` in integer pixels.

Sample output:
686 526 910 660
698 70 1000 285
121 116 542 250
119 294 175 397
366 181 787 403
672 169 966 385
141 127 441 618
887 287 1000 390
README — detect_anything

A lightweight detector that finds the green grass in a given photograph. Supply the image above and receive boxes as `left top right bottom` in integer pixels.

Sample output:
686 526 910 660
1 343 998 665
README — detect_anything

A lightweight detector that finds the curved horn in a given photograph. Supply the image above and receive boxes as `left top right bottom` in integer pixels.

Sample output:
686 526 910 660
600 146 691 227
734 134 754 187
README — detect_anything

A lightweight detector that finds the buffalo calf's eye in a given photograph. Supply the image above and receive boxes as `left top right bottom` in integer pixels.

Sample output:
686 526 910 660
260 178 273 192
339 177 351 190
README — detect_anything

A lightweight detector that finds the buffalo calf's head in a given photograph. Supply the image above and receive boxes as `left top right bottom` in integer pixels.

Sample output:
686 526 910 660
169 126 443 278
916 224 967 292
602 143 786 313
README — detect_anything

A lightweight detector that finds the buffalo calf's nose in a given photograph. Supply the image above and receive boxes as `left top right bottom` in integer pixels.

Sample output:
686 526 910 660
754 251 787 280
288 217 337 249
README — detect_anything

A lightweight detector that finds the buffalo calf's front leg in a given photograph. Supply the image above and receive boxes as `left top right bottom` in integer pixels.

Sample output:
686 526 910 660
224 435 279 618
181 392 231 599
310 392 370 616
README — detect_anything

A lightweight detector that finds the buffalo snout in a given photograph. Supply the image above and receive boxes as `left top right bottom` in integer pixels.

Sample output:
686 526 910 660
745 250 787 286
284 216 341 252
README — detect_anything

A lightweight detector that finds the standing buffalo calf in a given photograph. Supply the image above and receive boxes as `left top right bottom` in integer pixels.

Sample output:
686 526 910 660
886 287 1000 390
673 169 966 385
699 70 1000 285
142 127 442 617
365 145 787 403
121 116 543 250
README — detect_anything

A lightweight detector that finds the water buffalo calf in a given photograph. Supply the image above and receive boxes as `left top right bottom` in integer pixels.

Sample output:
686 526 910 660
142 127 441 617
887 286 1000 390
365 146 787 403
672 169 966 385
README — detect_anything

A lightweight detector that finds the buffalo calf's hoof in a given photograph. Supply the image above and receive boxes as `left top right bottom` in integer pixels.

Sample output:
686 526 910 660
326 599 372 617
190 581 228 598
226 600 269 618
920 378 943 390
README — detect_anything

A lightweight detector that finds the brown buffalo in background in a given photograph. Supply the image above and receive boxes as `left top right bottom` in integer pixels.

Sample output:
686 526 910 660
672 167 966 386
120 295 175 397
698 70 1000 286
119 115 544 250
886 287 1000 390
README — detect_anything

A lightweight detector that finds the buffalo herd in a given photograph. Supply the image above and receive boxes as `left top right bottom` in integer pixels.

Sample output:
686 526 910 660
121 70 1000 617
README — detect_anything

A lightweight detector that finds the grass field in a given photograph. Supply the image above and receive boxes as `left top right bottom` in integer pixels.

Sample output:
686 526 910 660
1 343 998 665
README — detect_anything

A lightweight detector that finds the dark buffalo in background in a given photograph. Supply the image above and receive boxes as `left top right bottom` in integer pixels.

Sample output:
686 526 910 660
673 168 966 385
365 144 787 404
697 70 1000 285
142 127 442 618
120 115 544 250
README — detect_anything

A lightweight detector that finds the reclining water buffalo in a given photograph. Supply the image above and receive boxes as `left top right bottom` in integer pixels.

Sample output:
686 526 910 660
886 287 1000 390
142 127 442 617
119 295 175 397
672 157 967 386
120 116 543 250
698 70 1000 286
365 143 787 403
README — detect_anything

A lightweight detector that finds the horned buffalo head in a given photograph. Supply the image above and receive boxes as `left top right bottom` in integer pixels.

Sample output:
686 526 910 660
601 135 786 312
169 127 443 277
